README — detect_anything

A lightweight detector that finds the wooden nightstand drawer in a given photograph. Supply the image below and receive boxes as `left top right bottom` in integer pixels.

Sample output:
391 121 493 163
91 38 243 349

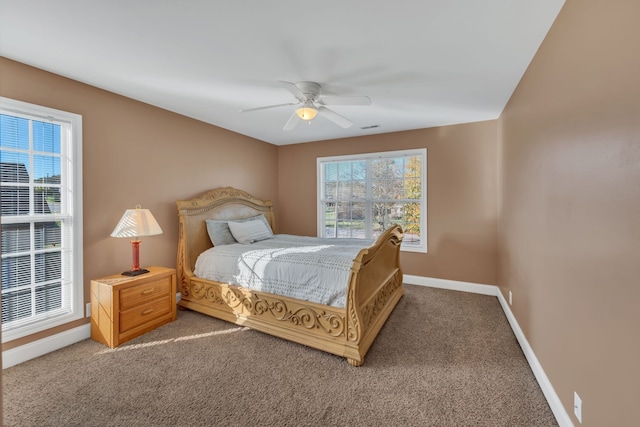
120 276 171 311
120 295 171 332
90 266 176 348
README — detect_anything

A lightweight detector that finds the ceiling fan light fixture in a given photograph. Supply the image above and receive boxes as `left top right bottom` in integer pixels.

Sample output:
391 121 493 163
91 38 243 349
295 102 317 121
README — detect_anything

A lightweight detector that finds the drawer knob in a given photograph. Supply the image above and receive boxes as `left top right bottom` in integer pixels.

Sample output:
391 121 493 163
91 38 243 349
141 308 154 315
141 288 154 295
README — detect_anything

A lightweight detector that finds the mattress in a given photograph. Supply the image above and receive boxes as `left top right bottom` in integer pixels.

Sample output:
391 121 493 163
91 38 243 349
194 234 373 308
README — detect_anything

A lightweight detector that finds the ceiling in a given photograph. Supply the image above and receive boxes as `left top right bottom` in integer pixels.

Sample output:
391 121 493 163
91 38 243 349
0 1 565 146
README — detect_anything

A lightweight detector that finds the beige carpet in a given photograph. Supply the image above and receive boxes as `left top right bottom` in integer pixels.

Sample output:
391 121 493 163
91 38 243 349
3 285 557 426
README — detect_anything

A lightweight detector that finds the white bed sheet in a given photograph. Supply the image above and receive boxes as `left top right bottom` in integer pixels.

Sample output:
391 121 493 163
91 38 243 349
194 234 373 308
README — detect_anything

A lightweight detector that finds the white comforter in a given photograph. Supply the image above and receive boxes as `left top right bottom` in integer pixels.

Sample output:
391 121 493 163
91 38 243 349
194 234 373 308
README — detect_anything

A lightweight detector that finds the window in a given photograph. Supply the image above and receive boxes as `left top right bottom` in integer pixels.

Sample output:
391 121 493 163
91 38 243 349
317 149 427 253
0 97 83 342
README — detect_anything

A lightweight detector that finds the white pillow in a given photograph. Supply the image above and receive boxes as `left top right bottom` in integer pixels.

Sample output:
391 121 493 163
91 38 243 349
228 217 274 244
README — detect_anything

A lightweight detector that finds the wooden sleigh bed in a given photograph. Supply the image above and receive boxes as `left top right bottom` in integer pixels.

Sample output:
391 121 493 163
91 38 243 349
176 187 404 366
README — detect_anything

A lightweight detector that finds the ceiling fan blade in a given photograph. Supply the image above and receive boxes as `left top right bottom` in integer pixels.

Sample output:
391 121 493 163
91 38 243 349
240 102 296 113
317 106 353 128
283 111 299 131
278 80 307 102
319 96 371 106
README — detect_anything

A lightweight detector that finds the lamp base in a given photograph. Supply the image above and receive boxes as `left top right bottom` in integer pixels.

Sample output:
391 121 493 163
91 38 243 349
121 268 150 277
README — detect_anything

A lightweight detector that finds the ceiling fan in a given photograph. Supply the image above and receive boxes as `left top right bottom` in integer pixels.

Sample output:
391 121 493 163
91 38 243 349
240 81 371 131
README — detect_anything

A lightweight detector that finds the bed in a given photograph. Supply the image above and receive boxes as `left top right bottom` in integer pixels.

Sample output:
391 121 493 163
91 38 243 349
176 187 404 366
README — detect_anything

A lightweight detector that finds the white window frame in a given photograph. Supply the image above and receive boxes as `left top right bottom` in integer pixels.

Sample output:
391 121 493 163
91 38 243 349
317 148 427 253
0 97 83 343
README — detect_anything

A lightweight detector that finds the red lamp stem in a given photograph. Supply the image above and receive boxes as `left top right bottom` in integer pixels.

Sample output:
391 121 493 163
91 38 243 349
130 240 141 271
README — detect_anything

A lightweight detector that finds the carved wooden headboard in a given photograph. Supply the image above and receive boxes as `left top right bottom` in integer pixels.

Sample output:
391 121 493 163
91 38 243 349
176 187 275 274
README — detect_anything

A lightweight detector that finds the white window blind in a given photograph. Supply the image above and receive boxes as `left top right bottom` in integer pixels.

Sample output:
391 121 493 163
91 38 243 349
317 148 427 253
0 97 83 342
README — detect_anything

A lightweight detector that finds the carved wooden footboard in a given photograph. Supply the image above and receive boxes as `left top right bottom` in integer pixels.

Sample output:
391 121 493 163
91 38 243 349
176 187 403 366
344 225 404 365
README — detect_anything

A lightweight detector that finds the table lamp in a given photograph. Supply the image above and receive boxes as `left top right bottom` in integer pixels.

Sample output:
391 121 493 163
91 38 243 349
111 205 163 276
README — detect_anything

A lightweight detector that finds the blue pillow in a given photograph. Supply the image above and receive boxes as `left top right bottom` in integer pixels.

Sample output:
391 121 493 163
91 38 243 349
205 220 236 246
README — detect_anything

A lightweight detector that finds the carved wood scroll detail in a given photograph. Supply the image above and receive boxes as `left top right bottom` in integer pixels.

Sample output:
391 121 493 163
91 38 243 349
188 281 346 338
360 270 403 331
347 289 360 342
176 222 190 297
181 187 270 213
345 270 402 343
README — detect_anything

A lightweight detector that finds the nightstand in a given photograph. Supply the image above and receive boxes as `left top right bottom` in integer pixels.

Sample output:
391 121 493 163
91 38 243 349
90 266 177 348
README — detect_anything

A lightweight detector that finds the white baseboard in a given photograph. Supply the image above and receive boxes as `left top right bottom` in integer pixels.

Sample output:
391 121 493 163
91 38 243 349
404 274 499 296
2 323 91 369
495 289 574 427
404 275 573 427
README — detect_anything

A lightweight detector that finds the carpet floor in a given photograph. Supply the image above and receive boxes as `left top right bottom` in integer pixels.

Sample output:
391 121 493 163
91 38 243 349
3 284 558 426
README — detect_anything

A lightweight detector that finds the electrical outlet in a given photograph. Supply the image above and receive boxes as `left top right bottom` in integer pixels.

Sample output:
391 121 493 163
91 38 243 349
574 391 582 423
86 302 91 318
508 291 513 305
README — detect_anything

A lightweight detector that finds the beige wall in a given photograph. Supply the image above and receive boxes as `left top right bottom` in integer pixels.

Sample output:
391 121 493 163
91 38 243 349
0 57 278 350
277 121 498 285
498 0 640 425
